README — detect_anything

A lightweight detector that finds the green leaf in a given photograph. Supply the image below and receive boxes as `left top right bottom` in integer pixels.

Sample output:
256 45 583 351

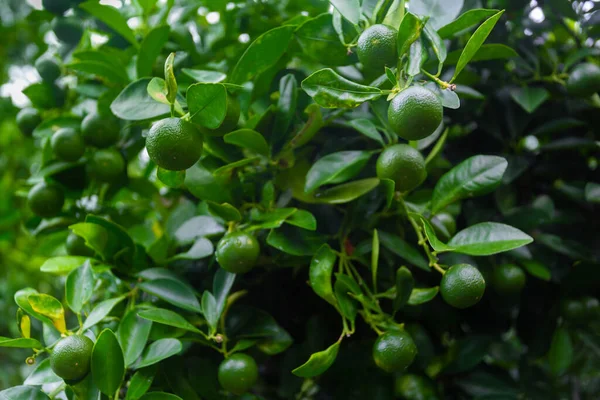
213 269 235 320
82 296 126 331
69 222 110 260
431 155 508 213
266 225 325 256
309 244 338 307
0 336 43 349
314 178 381 204
272 74 298 150
536 234 592 261
407 286 439 305
296 14 352 66
164 53 177 104
292 340 341 378
448 222 533 256
223 129 270 156
305 151 373 193
111 78 171 121
138 279 201 313
420 216 454 252
39 255 90 275
135 338 182 369
137 26 170 78
394 267 414 311
170 238 214 261
201 292 219 333
147 77 169 105
407 39 426 76
445 43 517 65
207 202 242 222
126 367 157 400
139 393 182 400
137 308 201 334
157 168 185 188
80 1 138 47
382 0 405 29
32 116 80 139
14 288 53 327
423 23 446 74
285 209 317 231
68 61 129 84
334 278 358 322
230 25 296 84
187 83 227 129
438 9 499 38
213 157 260 176
510 87 550 114
548 327 573 375
378 231 429 271
409 0 464 30
182 69 226 83
423 127 448 164
0 386 50 400
24 359 61 385
450 10 505 82
22 83 63 109
585 182 600 203
301 68 382 108
330 0 360 25
227 306 293 355
185 162 233 203
92 329 125 396
519 260 551 281
173 216 224 245
65 261 94 313
28 294 66 333
118 308 153 367
372 230 380 292
349 119 385 145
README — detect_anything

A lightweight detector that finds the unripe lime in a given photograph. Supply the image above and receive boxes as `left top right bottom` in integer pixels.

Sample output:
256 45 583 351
388 86 443 141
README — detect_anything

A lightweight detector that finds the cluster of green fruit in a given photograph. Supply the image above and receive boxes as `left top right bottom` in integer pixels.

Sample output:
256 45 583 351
42 0 84 46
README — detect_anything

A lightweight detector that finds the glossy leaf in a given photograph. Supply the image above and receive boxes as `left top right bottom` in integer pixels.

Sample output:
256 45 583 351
14 289 53 327
137 26 170 78
285 209 317 230
536 234 592 260
187 83 227 129
68 61 128 84
407 39 426 76
421 217 454 252
39 255 90 275
423 23 446 74
111 78 171 121
17 310 30 339
394 267 414 311
438 9 499 38
213 269 235 319
409 0 464 30
296 14 351 66
431 155 508 213
314 178 381 204
372 230 380 292
223 129 270 156
0 386 50 400
305 151 373 193
201 292 219 333
170 238 214 261
69 222 111 260
65 261 94 313
451 10 504 82
301 68 382 108
173 216 224 245
334 278 358 322
510 87 550 114
139 393 182 400
292 340 341 377
164 53 177 104
118 308 153 367
182 69 226 83
92 329 125 396
309 244 337 307
447 222 533 256
520 260 551 281
24 359 61 385
157 168 186 188
138 279 202 313
135 339 182 369
207 201 242 222
585 182 600 203
230 25 296 84
330 0 360 25
28 294 66 333
548 327 573 375
147 77 169 104
82 296 126 331
137 308 202 334
0 336 42 349
80 1 138 47
349 119 385 145
126 367 157 400
378 231 429 271
407 286 439 305
267 225 325 256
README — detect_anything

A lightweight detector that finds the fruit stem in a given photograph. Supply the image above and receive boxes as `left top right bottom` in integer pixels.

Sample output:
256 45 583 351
48 383 66 399
420 68 452 90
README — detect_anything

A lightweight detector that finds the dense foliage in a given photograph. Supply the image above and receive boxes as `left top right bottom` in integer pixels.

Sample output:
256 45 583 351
1 0 599 399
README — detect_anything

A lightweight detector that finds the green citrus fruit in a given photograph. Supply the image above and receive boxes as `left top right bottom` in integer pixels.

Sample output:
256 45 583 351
89 148 125 182
376 144 427 192
42 0 71 15
66 232 94 257
395 374 439 400
51 17 83 46
561 298 585 321
51 128 85 162
35 56 61 83
218 353 259 395
16 108 42 136
440 264 486 309
492 264 526 295
199 96 240 136
567 62 600 97
81 111 120 148
431 212 456 242
388 86 443 141
216 232 260 274
356 24 398 74
27 181 64 218
50 335 94 382
146 118 204 171
372 330 417 373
